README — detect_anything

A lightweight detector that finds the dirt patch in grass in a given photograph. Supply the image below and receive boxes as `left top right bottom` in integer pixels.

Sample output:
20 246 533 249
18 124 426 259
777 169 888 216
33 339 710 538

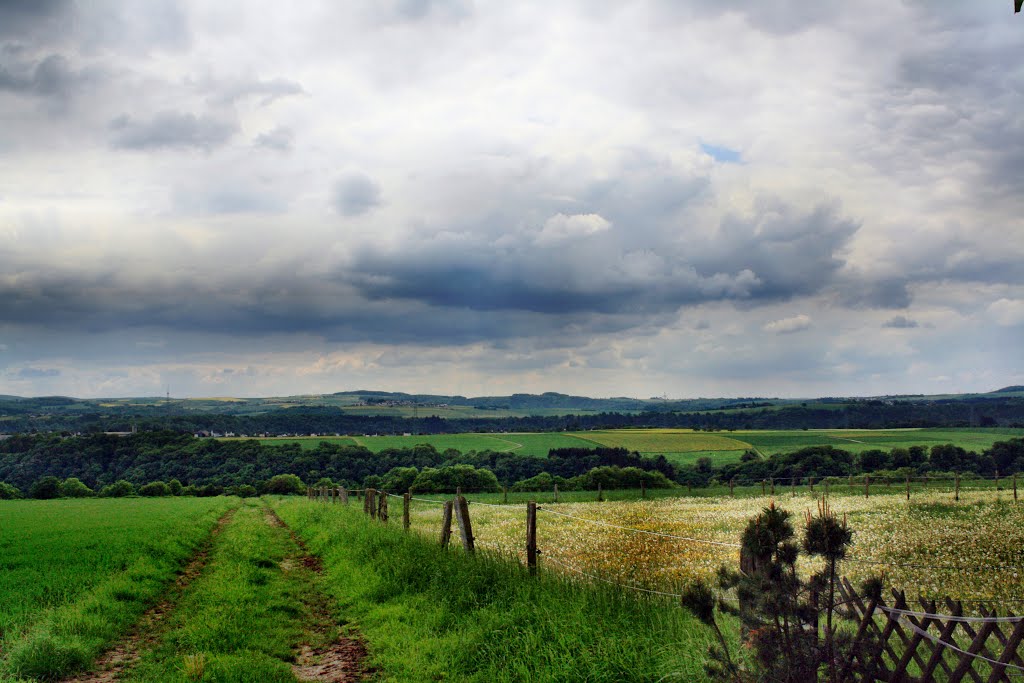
62 508 236 683
266 507 370 682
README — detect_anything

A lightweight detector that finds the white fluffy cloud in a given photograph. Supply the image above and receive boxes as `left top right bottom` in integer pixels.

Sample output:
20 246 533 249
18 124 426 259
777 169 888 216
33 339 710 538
762 314 811 335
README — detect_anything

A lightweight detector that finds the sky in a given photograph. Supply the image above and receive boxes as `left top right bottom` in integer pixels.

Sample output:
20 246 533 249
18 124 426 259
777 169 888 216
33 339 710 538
1 0 1022 400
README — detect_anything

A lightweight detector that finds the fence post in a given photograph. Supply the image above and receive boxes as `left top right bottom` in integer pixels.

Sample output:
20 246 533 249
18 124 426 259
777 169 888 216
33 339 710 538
864 475 870 499
454 495 474 553
996 468 1001 492
378 491 388 522
553 484 559 503
641 480 646 499
367 489 377 519
526 501 537 575
810 477 814 493
729 478 735 497
440 500 453 548
597 482 603 502
402 493 411 531
770 478 775 495
848 474 852 488
955 472 960 502
1015 473 1018 503
341 486 349 505
906 475 911 501
761 479 766 495
792 476 797 496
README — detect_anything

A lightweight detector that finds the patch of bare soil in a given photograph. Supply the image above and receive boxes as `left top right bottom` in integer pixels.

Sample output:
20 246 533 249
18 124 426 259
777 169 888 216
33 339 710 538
264 507 370 682
62 508 236 683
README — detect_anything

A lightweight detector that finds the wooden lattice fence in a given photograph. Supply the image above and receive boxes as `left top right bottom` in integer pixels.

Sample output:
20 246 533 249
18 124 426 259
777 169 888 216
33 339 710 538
837 578 1024 682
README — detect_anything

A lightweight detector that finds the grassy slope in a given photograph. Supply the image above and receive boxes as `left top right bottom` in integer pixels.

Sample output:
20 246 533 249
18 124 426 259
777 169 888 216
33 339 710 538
127 502 323 682
0 498 234 681
272 499 722 682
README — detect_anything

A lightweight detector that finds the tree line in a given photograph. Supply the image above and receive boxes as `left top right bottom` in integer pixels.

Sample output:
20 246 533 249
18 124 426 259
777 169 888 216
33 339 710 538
0 431 1020 499
1 395 1022 434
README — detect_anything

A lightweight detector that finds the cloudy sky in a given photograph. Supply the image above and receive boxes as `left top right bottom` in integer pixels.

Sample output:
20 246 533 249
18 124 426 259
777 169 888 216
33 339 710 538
1 0 1022 399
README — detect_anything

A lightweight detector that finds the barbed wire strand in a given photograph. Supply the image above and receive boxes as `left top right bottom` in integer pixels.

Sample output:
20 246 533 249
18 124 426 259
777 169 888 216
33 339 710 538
878 605 1024 624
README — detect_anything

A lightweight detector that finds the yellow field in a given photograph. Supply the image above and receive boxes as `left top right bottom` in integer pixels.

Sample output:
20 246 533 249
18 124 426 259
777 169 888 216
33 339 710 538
572 429 752 453
406 490 1024 604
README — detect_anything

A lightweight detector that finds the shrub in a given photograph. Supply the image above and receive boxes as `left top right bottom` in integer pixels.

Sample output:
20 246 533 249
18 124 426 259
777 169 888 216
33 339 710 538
138 481 171 497
229 484 258 498
168 479 183 496
264 474 305 495
0 481 23 499
100 480 135 498
30 476 62 500
60 477 94 498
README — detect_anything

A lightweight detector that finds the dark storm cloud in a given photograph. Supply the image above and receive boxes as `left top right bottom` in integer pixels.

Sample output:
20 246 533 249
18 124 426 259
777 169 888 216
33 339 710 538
883 315 918 329
345 200 858 315
0 267 666 346
333 174 382 216
109 111 237 151
0 53 100 101
0 0 71 39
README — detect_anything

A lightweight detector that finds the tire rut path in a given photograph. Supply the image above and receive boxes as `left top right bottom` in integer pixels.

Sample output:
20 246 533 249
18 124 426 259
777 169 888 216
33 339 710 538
62 508 237 683
264 508 371 683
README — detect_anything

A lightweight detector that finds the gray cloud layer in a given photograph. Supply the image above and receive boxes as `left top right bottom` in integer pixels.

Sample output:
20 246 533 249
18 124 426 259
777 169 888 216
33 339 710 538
0 0 1021 398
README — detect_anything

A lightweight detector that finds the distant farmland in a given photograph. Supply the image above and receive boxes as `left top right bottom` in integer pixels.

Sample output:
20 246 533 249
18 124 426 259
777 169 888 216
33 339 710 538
234 427 1024 465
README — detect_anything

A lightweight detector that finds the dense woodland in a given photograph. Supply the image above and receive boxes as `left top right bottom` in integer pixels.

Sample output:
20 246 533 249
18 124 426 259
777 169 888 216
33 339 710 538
0 430 1020 499
0 394 1022 435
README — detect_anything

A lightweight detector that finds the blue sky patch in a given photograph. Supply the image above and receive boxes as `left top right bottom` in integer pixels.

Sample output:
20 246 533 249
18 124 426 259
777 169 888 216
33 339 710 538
700 142 742 163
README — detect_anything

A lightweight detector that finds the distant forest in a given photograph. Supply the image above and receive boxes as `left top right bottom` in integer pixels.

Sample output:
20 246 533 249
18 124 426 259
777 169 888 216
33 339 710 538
1 395 1022 435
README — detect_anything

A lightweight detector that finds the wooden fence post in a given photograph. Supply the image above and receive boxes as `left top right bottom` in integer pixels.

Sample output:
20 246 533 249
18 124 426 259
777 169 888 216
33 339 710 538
403 493 411 531
770 478 775 495
378 491 388 522
1014 473 1018 503
440 500 453 548
641 480 646 499
864 475 870 498
597 482 603 501
792 476 797 496
761 479 766 495
367 489 377 519
341 486 349 505
454 496 474 553
526 501 537 575
955 472 960 502
810 477 815 493
553 484 559 503
729 478 735 497
906 475 911 501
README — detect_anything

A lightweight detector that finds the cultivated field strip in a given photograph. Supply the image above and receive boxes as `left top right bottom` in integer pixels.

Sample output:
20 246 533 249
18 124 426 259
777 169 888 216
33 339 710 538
0 498 235 681
122 501 367 682
402 489 1024 606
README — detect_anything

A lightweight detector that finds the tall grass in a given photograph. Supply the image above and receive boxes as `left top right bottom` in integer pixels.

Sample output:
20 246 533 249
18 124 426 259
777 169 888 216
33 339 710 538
272 499 723 682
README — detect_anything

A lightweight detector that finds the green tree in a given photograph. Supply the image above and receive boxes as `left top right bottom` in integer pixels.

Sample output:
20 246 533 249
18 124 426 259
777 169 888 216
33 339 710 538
100 480 136 497
264 473 305 495
138 481 171 497
168 479 183 496
30 476 62 499
60 477 94 498
0 481 21 499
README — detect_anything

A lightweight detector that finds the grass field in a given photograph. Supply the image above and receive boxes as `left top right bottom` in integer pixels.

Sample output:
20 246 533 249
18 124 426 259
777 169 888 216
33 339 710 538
273 499 723 682
0 497 234 680
400 487 1024 605
234 427 1023 468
